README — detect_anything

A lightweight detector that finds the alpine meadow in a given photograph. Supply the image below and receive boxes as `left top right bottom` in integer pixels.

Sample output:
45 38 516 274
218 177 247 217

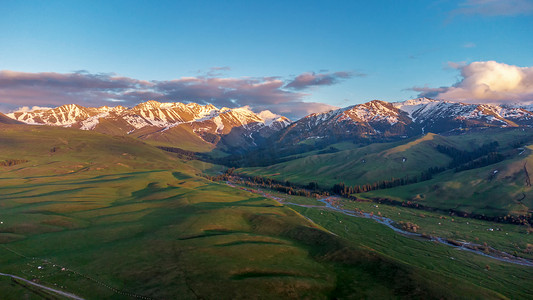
1 1 533 299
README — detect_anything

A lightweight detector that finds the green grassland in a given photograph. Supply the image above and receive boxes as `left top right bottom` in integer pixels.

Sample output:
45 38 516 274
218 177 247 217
232 184 533 258
241 129 533 187
2 123 518 299
360 144 533 218
131 124 215 153
215 184 533 299
289 204 533 299
239 129 533 217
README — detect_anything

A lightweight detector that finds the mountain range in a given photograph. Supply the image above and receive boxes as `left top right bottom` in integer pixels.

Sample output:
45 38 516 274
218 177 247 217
276 98 533 147
5 97 533 151
5 101 290 151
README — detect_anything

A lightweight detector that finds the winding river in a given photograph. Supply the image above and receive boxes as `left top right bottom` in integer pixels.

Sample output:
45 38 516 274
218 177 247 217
231 183 533 267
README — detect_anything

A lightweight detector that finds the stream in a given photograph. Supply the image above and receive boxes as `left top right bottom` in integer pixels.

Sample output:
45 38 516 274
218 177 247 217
230 183 533 267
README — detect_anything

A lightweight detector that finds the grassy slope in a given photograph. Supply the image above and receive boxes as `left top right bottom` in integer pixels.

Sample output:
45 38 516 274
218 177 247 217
0 113 24 125
290 205 533 299
240 129 533 216
0 124 508 299
240 133 453 187
221 185 533 299
131 124 215 153
362 145 533 217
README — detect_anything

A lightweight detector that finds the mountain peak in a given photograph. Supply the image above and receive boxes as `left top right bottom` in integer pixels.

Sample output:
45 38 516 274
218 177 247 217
133 100 163 110
5 100 292 147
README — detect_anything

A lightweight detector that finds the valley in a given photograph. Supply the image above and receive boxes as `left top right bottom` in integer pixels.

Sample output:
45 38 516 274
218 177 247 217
1 98 533 299
4 1 533 298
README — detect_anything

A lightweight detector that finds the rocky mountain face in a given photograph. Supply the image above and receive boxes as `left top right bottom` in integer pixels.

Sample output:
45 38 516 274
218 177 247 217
393 98 533 132
272 98 533 148
7 101 291 149
277 100 417 145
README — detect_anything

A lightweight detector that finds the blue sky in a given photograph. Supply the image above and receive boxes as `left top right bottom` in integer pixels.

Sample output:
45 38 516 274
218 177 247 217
1 0 533 118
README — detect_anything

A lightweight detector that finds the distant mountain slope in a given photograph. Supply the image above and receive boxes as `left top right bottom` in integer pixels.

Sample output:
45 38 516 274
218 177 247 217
0 112 24 124
241 133 453 187
0 123 187 175
393 98 533 131
277 100 417 146
269 98 533 149
6 101 291 151
7 98 533 153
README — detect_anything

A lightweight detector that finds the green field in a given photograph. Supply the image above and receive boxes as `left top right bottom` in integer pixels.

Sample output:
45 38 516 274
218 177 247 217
241 129 533 186
239 129 533 217
1 124 532 299
289 204 533 299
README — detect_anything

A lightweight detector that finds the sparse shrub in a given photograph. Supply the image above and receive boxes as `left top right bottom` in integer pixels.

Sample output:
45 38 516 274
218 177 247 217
0 159 29 166
399 221 420 233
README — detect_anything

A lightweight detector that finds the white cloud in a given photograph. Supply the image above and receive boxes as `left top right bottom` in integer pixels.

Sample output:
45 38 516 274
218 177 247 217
0 69 352 119
257 110 280 122
415 61 533 104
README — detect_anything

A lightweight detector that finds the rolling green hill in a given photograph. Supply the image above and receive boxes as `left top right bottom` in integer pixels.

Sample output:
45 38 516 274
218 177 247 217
239 128 533 217
240 133 451 187
362 145 533 217
1 123 527 298
130 124 215 153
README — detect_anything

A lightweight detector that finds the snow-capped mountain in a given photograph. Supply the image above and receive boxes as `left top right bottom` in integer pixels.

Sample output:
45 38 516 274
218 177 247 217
7 104 123 128
275 98 533 147
393 97 533 131
7 97 533 151
7 101 291 147
394 97 533 123
278 100 416 145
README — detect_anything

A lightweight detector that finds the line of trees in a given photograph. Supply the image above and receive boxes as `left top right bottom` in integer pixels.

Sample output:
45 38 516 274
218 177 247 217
332 166 446 196
436 141 500 168
157 146 197 160
208 166 447 200
205 170 330 198
207 170 533 225
454 152 505 172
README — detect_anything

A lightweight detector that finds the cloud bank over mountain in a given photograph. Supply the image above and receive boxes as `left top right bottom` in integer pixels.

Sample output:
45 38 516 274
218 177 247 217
413 61 533 105
0 70 353 119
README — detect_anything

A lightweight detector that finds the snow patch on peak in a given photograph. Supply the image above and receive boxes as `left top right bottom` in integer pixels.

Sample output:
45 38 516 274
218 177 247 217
231 106 255 115
221 106 263 127
393 98 439 119
134 100 162 110
272 116 291 128
159 102 181 109
256 111 291 128
212 116 224 132
395 97 437 106
80 112 110 130
343 101 400 125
